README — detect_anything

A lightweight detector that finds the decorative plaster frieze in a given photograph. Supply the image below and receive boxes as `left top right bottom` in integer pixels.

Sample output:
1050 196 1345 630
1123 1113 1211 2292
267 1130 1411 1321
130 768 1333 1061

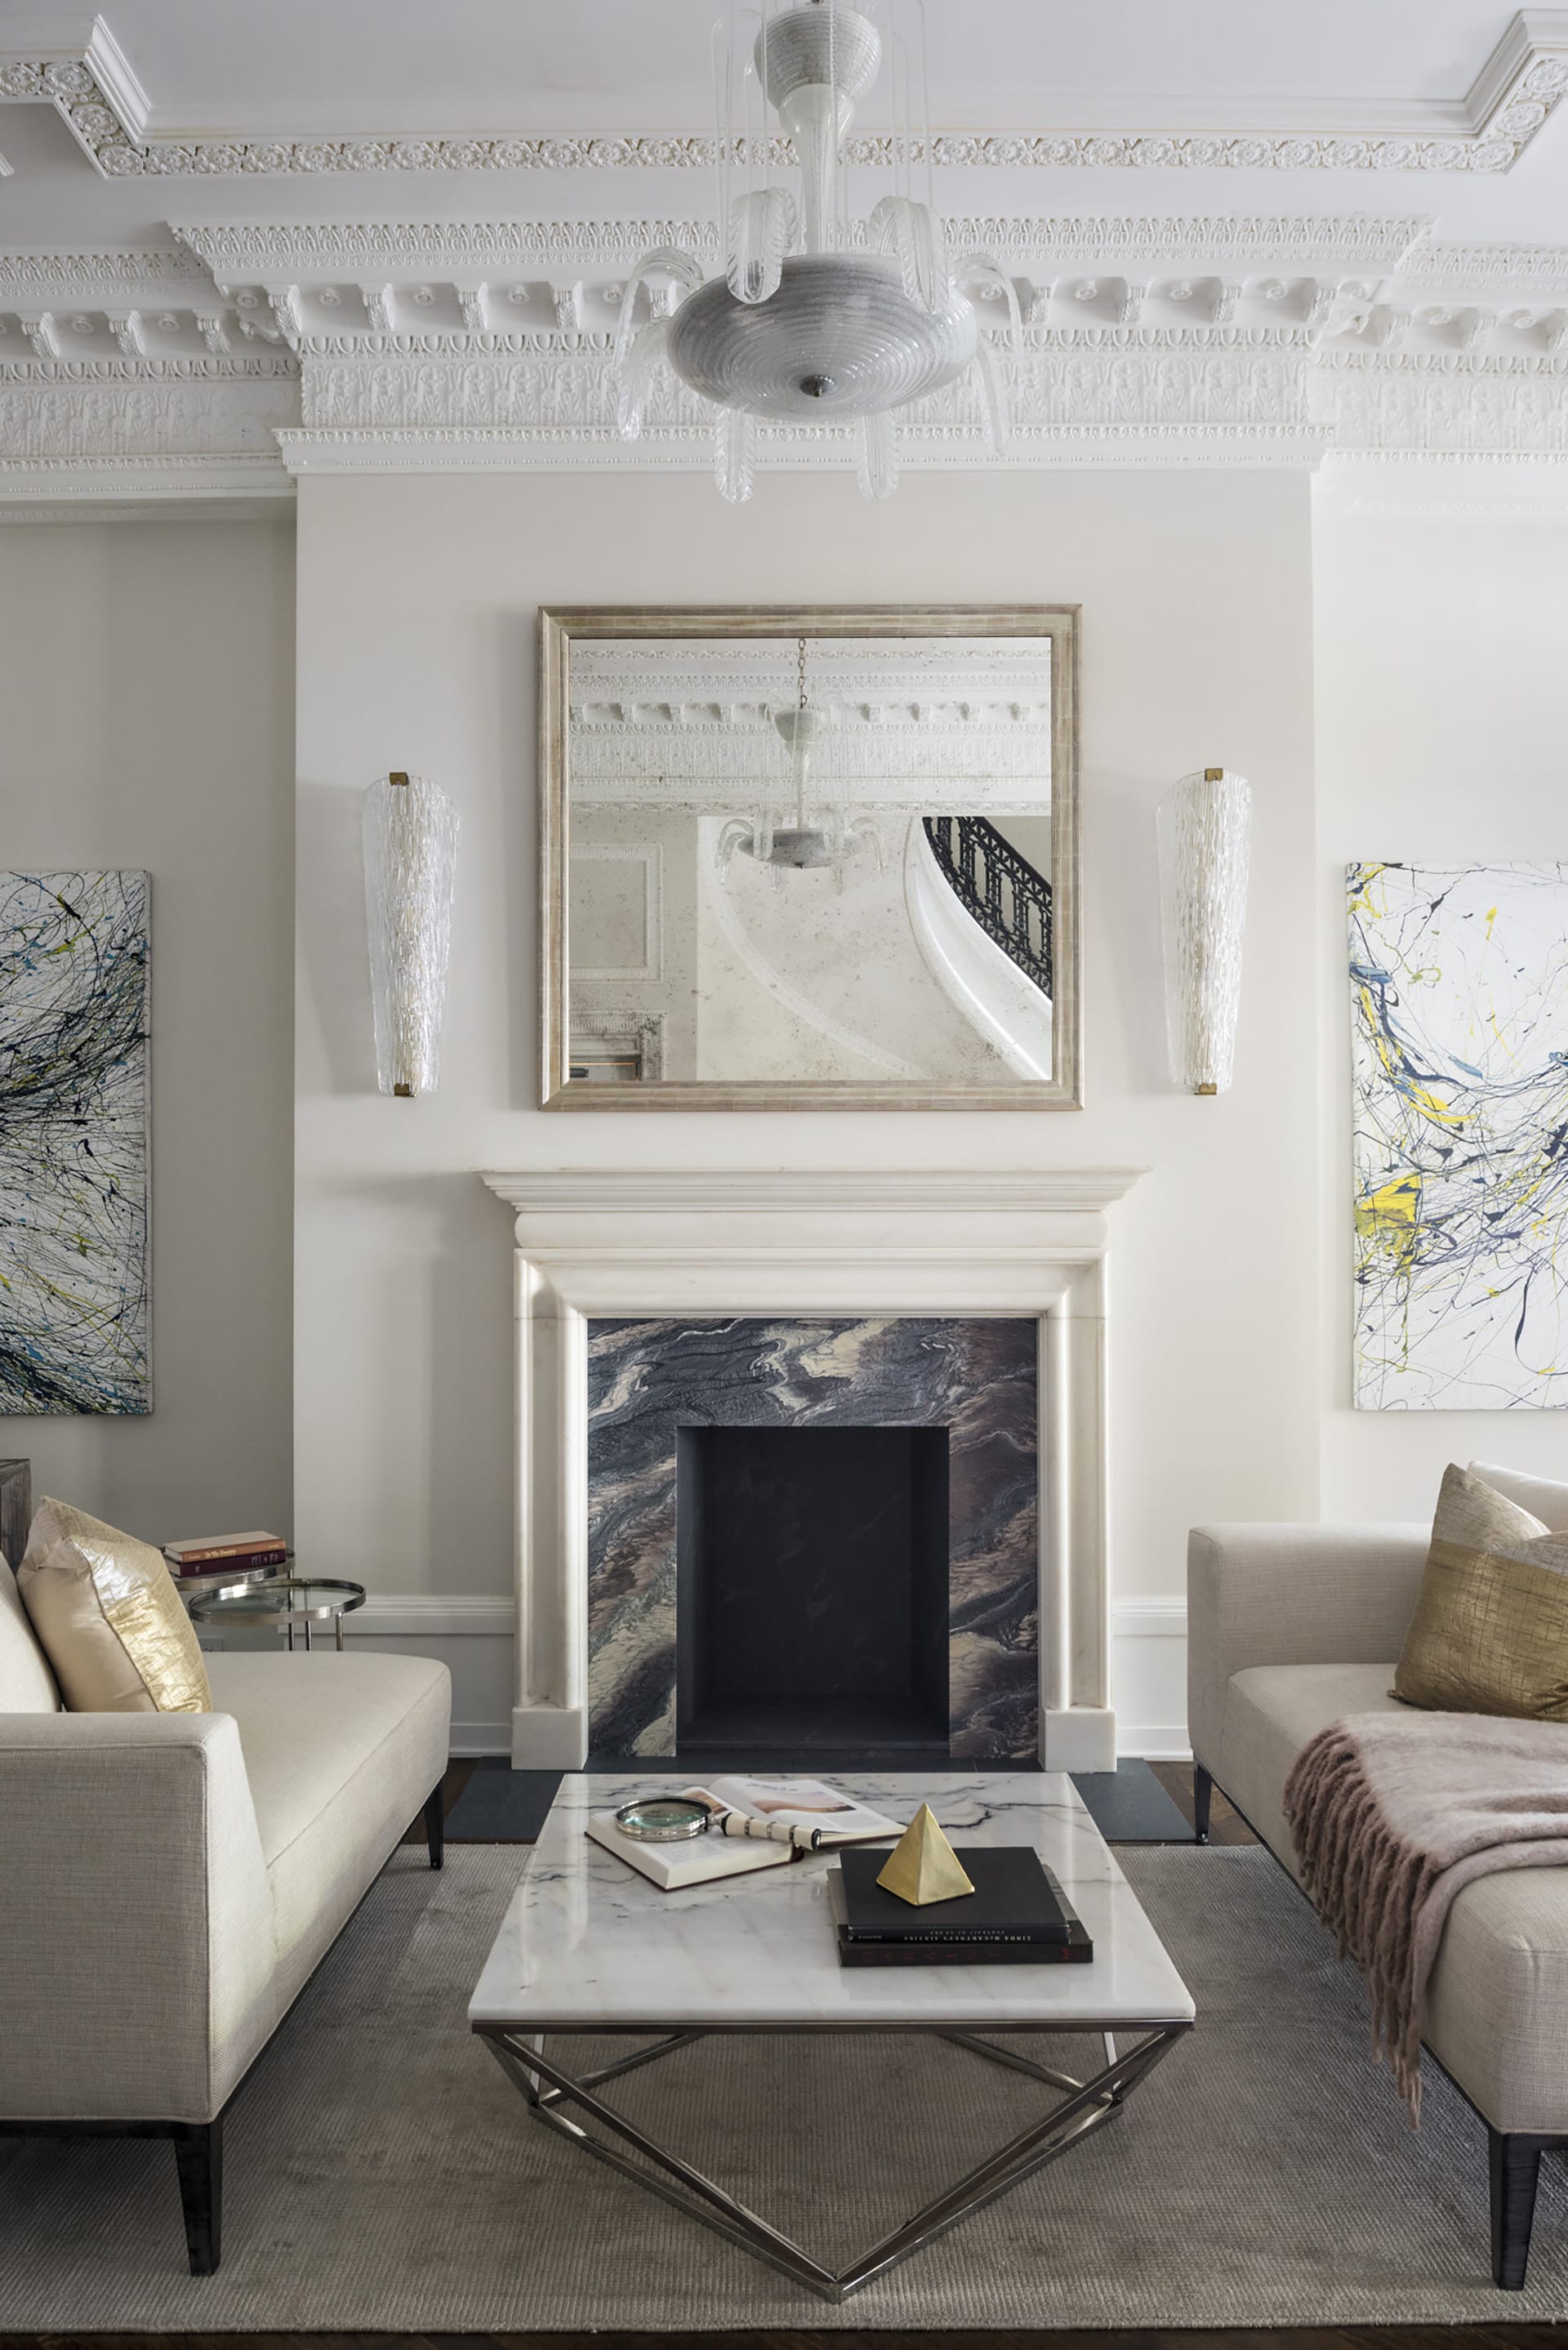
0 247 211 302
5 16 1568 177
0 354 300 500
173 218 724 277
1316 347 1568 456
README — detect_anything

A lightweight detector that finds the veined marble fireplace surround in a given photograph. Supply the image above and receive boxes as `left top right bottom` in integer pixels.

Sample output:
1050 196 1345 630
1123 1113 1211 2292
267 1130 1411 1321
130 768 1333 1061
480 1169 1144 1774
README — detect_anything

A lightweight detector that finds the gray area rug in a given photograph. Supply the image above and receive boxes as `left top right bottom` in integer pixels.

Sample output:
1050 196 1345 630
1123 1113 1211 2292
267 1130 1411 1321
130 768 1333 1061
2 1842 1566 2330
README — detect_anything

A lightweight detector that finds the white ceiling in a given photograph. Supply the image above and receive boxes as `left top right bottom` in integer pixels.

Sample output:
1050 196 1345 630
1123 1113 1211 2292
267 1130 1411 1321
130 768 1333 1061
4 0 1527 128
2 2 1567 250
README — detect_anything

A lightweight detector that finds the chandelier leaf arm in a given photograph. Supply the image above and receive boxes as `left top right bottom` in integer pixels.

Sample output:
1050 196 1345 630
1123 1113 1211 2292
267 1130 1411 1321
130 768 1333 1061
950 254 1025 344
614 318 671 442
858 409 901 500
728 186 799 305
868 194 952 314
970 337 1011 457
715 406 755 504
611 249 705 377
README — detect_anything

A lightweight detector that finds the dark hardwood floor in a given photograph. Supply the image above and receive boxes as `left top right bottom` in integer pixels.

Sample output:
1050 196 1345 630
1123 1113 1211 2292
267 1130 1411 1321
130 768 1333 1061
29 1768 1548 2350
1148 1758 1258 1844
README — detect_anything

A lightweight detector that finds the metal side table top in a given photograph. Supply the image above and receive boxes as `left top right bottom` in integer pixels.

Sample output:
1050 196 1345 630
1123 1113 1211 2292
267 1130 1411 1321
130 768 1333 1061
189 1576 366 1652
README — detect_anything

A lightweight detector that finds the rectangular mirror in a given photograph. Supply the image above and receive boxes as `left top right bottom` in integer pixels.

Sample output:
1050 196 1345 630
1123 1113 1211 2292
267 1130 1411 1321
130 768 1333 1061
541 605 1080 1110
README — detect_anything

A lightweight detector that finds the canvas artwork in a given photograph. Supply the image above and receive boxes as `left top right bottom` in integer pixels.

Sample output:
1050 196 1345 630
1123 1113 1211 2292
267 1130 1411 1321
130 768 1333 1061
0 871 151 1414
1351 861 1568 1410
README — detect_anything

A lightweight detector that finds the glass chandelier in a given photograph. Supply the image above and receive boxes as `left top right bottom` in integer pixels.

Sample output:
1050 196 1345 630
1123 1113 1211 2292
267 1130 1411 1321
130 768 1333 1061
612 0 1021 502
716 636 886 885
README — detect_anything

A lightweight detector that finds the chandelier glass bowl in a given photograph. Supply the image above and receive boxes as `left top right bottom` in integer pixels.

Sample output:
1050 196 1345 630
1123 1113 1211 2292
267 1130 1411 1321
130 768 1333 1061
612 0 1020 501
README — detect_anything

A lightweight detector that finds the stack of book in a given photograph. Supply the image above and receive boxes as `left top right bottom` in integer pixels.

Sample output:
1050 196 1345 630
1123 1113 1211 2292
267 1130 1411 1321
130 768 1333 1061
163 1531 290 1600
831 1847 1094 1967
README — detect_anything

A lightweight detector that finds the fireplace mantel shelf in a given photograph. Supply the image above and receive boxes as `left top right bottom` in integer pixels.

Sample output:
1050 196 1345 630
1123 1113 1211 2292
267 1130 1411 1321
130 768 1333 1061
479 1164 1145 1776
482 1168 1147 1218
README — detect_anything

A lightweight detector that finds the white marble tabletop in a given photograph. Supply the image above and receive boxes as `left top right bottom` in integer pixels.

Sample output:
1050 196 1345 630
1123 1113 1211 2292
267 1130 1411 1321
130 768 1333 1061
468 1772 1195 2032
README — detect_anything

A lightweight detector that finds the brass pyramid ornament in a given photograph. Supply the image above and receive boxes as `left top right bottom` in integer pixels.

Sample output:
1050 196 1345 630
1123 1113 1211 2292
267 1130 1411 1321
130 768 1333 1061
875 1804 977 1906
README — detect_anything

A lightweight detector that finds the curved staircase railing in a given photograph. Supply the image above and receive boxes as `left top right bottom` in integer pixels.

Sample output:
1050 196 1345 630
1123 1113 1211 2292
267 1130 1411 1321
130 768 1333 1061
922 816 1053 999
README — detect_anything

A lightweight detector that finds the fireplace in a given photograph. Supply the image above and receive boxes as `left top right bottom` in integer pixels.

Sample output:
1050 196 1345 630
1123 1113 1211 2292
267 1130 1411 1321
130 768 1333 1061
676 1425 951 1756
586 1315 1038 1762
481 1167 1143 1773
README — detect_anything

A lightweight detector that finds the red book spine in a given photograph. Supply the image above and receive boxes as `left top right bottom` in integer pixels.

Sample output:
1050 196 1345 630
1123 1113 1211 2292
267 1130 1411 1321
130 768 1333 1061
168 1546 288 1576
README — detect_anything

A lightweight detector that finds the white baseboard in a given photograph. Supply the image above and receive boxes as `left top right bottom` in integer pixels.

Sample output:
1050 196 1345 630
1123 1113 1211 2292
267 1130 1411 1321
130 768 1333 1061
344 1596 516 1756
451 1720 514 1757
334 1592 1192 1764
1112 1597 1189 1759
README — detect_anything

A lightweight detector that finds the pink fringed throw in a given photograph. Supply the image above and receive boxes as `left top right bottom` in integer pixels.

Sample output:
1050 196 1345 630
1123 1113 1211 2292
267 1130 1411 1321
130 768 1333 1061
1283 1711 1568 2121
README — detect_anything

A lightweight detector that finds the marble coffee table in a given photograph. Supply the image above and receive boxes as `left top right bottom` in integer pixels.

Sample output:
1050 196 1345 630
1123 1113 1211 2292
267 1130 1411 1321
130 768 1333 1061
469 1770 1194 2303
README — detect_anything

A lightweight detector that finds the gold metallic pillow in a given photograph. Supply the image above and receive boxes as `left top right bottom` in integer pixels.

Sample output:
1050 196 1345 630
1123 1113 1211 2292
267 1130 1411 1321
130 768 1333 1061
1393 1464 1566 1719
17 1497 212 1714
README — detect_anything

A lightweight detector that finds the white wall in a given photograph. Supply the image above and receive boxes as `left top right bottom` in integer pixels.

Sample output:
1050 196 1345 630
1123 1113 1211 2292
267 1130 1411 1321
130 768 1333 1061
0 518 296 1545
294 468 1321 1754
1315 488 1568 1522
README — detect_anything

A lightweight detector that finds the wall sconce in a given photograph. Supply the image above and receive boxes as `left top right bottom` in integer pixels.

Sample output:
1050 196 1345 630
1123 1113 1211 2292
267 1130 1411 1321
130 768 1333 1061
1156 765 1251 1096
363 770 459 1097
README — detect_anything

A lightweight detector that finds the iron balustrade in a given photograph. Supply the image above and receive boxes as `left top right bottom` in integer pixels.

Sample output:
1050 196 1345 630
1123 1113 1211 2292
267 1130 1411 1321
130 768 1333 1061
922 816 1054 1000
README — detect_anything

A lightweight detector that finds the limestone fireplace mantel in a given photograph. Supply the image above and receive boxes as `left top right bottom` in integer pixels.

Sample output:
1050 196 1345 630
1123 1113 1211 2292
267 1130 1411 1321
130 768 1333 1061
479 1167 1145 1773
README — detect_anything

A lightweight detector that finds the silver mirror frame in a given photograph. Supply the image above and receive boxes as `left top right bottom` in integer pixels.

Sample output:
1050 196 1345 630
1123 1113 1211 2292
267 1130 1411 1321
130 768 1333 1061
540 604 1082 1112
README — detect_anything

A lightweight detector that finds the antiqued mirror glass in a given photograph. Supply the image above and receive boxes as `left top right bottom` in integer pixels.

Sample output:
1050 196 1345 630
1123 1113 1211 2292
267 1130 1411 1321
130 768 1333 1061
541 606 1079 1110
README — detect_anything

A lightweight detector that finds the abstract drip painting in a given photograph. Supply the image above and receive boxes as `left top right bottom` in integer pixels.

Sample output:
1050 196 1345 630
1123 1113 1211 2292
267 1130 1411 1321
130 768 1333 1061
0 872 150 1414
1351 862 1568 1410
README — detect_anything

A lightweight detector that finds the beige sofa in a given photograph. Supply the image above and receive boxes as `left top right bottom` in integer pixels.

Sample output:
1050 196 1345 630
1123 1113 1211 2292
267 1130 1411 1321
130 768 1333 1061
1188 1513 1568 2290
0 1552 451 2275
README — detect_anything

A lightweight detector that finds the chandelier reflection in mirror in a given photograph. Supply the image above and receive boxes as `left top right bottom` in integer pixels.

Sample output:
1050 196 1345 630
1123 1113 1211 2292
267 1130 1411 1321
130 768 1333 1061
717 636 887 888
612 0 1021 502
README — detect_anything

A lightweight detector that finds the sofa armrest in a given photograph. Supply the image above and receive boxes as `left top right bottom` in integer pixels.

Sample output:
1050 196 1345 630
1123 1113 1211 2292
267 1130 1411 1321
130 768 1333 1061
1186 1523 1428 1773
0 1711 276 2124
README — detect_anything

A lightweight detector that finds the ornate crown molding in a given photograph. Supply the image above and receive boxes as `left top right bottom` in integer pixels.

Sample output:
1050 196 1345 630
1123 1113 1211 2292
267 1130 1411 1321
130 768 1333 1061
5 218 1568 498
0 350 298 502
4 15 1568 177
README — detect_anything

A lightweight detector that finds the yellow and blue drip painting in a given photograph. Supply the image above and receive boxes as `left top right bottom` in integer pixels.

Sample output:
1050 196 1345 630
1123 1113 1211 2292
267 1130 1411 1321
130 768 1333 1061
1351 860 1568 1409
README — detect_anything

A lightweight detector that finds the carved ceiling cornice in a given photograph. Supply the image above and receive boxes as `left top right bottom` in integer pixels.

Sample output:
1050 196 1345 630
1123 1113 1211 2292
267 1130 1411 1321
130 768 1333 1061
3 14 1568 179
2 215 1568 501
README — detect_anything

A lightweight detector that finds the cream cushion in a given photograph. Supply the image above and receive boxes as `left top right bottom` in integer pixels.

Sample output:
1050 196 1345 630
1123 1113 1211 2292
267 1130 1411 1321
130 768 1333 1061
1221 1661 1404 1871
0 1555 60 1713
205 1650 451 2009
1470 1460 1568 1534
18 1496 212 1714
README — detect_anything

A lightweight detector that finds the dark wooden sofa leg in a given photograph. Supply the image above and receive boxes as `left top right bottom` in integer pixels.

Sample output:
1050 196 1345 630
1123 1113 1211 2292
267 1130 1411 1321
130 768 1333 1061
1490 2127 1545 2290
424 1781 445 1870
172 2119 222 2276
1192 1762 1213 1845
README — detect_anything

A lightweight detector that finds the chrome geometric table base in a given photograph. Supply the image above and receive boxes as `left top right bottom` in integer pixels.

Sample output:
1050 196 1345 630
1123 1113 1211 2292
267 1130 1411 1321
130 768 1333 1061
478 2018 1192 2303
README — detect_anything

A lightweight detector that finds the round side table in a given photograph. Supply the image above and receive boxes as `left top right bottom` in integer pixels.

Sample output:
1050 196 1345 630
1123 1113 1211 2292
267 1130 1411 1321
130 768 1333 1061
189 1576 367 1653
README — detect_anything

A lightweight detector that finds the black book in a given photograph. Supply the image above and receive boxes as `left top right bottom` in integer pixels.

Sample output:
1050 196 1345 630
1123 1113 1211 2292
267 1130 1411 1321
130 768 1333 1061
836 1845 1072 1946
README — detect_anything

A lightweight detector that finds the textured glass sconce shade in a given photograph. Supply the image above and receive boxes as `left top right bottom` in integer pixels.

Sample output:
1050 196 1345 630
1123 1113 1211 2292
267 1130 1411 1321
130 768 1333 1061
363 771 460 1097
1157 766 1251 1095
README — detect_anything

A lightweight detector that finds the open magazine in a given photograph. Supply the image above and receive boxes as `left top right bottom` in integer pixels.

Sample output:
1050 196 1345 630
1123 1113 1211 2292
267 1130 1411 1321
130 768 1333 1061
586 1774 905 1892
